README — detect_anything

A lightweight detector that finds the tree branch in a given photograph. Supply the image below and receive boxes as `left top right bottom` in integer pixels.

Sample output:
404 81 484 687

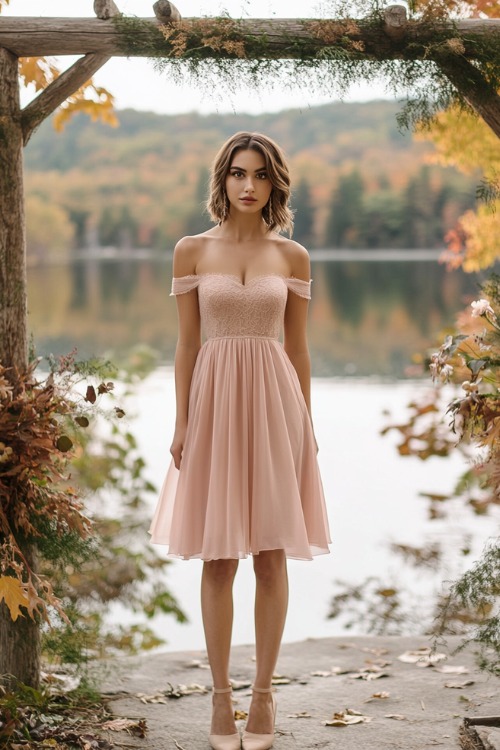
435 55 500 138
21 53 111 144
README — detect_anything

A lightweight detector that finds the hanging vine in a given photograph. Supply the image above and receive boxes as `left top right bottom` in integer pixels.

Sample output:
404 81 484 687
112 0 500 130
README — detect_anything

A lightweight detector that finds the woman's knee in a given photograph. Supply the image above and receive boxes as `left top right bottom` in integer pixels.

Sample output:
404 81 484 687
203 559 239 586
253 550 287 585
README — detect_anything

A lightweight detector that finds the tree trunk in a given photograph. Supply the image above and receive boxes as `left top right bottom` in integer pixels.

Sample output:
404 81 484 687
0 47 40 689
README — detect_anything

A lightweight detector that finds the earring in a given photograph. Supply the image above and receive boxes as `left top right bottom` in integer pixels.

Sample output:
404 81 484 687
221 196 228 222
267 201 273 227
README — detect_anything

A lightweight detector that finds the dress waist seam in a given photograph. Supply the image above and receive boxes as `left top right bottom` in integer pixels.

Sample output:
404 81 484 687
206 335 278 341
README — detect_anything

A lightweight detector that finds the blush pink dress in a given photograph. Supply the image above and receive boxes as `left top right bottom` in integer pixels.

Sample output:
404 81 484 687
149 273 331 561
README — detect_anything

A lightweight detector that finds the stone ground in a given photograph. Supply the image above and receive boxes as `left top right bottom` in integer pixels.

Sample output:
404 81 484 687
99 636 499 750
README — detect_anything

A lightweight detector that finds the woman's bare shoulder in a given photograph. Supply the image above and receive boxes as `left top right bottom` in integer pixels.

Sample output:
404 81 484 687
277 237 311 280
172 234 212 276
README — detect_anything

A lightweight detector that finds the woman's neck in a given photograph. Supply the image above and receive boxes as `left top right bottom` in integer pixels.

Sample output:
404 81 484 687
218 214 269 242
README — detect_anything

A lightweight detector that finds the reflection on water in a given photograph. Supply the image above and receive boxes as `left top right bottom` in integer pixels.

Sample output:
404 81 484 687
28 250 483 377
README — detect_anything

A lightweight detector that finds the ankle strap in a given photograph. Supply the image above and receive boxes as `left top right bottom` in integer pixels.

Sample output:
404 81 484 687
252 686 274 693
213 686 232 694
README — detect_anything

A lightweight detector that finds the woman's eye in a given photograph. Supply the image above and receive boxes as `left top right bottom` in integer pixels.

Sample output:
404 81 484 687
257 173 268 180
231 171 243 178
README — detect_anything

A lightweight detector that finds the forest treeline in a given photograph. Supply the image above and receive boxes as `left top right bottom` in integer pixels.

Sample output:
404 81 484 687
24 100 477 256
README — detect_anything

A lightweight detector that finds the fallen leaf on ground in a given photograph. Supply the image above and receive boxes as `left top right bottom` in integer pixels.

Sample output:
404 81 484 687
385 714 407 720
397 648 446 667
434 665 469 675
101 718 147 737
364 691 390 702
349 668 390 681
234 710 248 720
271 676 291 685
137 683 208 702
137 692 168 704
366 658 392 668
287 711 312 718
311 670 334 677
186 659 210 669
323 708 372 727
444 680 475 689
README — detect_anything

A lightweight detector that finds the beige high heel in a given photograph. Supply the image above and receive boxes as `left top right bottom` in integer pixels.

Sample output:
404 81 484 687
242 686 276 750
209 686 241 750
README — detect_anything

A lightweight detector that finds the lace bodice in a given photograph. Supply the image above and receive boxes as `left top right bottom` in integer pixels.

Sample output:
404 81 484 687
171 273 311 340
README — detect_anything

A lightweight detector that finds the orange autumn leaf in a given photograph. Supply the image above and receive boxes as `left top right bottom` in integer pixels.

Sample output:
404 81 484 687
19 57 60 91
0 575 29 621
53 83 119 131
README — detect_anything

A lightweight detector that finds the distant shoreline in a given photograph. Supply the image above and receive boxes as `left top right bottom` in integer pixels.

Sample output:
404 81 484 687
27 247 445 267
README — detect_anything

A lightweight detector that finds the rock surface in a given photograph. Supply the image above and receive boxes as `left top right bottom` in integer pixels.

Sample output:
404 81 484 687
100 636 499 749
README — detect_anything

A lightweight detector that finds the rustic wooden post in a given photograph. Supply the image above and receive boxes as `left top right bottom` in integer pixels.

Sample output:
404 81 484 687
1 1 123 688
0 49 27 371
0 47 40 688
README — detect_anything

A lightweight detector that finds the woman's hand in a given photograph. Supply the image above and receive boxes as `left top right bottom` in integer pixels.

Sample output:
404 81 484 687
170 423 187 470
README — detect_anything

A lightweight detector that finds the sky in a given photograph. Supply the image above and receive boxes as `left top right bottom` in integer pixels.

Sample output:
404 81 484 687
6 0 391 114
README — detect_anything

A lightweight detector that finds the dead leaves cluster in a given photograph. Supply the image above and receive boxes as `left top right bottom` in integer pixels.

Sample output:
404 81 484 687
311 658 391 681
137 683 209 703
0 357 121 625
397 647 470 677
323 708 372 727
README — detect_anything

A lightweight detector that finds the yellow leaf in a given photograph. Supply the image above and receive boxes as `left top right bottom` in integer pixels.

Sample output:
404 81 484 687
0 0 10 13
53 83 119 132
0 575 29 621
19 57 59 91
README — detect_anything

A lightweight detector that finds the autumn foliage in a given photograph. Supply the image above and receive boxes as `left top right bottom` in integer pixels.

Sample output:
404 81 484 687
0 0 118 132
0 356 117 624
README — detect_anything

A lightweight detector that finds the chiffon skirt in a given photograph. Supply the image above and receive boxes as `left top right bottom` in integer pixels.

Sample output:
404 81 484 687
149 337 331 560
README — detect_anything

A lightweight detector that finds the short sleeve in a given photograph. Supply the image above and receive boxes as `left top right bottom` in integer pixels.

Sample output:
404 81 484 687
170 275 200 296
286 277 312 300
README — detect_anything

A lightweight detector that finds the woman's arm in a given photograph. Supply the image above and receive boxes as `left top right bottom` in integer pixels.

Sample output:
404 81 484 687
284 295 312 416
283 242 313 416
170 238 201 469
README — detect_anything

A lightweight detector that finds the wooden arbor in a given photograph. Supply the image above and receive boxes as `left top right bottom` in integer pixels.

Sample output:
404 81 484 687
0 0 499 686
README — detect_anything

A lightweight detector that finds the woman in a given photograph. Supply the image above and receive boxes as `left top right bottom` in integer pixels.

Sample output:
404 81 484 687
149 132 331 750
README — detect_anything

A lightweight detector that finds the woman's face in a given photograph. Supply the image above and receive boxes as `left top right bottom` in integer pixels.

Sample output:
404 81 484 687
225 148 273 217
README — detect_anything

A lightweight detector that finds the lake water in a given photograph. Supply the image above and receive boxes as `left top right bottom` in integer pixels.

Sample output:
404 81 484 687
27 251 496 649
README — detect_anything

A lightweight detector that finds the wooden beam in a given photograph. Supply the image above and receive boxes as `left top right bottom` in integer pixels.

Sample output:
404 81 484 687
0 16 498 58
21 1 121 144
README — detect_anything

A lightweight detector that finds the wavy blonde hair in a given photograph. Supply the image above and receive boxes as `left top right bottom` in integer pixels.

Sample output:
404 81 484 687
207 131 294 236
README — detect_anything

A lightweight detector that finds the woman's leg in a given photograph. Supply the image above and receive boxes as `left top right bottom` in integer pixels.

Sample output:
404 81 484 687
201 559 239 735
245 550 288 734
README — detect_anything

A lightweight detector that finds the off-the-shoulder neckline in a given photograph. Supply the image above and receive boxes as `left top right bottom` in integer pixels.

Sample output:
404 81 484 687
173 272 311 288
